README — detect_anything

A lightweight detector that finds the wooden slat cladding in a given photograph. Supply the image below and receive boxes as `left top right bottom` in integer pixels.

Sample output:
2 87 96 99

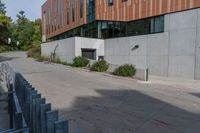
42 0 87 39
95 0 200 21
42 0 200 39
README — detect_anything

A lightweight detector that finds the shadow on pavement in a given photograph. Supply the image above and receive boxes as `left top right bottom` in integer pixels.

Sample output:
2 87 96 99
59 89 200 133
190 93 200 99
0 55 18 62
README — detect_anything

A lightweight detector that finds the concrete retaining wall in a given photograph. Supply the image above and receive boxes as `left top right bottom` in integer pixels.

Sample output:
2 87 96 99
41 8 200 80
105 8 200 80
41 37 75 63
41 37 104 63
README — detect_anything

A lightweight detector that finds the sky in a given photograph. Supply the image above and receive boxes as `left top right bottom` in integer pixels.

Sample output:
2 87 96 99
2 0 46 21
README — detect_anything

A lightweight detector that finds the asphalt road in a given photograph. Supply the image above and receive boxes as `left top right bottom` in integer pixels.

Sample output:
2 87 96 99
1 52 200 133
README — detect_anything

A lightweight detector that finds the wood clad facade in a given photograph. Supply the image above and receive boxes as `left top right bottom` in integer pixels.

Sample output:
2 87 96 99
42 0 200 39
96 0 200 21
42 0 87 39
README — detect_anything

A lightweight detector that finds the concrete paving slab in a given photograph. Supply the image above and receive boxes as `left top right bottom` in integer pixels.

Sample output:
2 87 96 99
1 52 200 133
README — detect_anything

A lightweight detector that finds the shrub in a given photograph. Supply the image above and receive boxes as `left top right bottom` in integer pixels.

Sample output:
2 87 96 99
114 64 136 77
37 56 48 62
27 46 48 62
90 60 109 72
72 56 89 67
0 45 11 53
52 58 61 64
27 46 41 58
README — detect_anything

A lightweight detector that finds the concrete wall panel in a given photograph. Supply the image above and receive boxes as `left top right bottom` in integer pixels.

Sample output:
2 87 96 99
129 35 147 56
169 29 196 56
129 56 147 70
169 56 195 79
147 55 169 77
75 37 104 60
169 9 197 31
147 33 169 56
198 9 200 28
164 15 170 32
113 38 130 56
41 37 104 63
195 32 200 79
41 38 76 63
104 39 116 56
197 27 200 44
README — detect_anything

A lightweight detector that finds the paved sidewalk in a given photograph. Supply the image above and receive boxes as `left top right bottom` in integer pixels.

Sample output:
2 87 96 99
1 52 200 133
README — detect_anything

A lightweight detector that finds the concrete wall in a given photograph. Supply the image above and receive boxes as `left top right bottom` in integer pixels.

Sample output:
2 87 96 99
75 37 104 60
41 37 104 63
195 9 200 79
41 8 200 80
105 8 200 80
41 37 76 63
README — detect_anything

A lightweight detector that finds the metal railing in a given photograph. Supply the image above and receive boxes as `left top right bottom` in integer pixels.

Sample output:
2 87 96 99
0 62 69 133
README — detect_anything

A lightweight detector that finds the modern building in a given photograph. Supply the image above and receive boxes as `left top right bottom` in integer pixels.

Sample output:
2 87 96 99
41 0 200 80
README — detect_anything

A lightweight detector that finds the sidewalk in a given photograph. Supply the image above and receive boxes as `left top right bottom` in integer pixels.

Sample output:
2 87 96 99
0 84 9 131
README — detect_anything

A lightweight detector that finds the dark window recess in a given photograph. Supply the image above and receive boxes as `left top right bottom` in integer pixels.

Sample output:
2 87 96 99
98 56 104 61
48 16 164 41
82 49 96 60
67 11 70 24
72 0 75 22
80 0 83 18
87 0 95 23
108 0 113 6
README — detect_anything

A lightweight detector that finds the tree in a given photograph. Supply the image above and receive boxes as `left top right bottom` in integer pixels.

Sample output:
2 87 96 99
0 0 6 15
16 10 29 25
0 0 11 46
32 19 42 46
11 11 42 50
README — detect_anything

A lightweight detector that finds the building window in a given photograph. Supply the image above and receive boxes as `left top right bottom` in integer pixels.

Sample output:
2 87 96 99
87 0 95 23
58 0 62 29
72 0 75 22
126 16 164 36
49 16 164 41
122 0 128 2
108 0 113 6
80 0 83 18
82 49 96 60
66 0 70 24
154 16 164 33
67 11 70 24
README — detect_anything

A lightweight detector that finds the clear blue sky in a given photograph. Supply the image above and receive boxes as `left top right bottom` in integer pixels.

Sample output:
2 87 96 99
2 0 46 21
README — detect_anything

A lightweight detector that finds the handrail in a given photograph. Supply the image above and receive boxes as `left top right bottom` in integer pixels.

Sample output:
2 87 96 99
0 62 69 133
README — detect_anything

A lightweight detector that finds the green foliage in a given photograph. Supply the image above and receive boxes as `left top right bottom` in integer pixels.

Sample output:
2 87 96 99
27 45 41 58
16 11 29 25
37 56 48 62
0 45 10 53
0 0 6 15
72 56 89 67
114 64 136 77
27 45 48 62
0 1 11 45
0 3 42 52
52 58 61 64
90 60 109 72
9 11 42 51
52 58 68 65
